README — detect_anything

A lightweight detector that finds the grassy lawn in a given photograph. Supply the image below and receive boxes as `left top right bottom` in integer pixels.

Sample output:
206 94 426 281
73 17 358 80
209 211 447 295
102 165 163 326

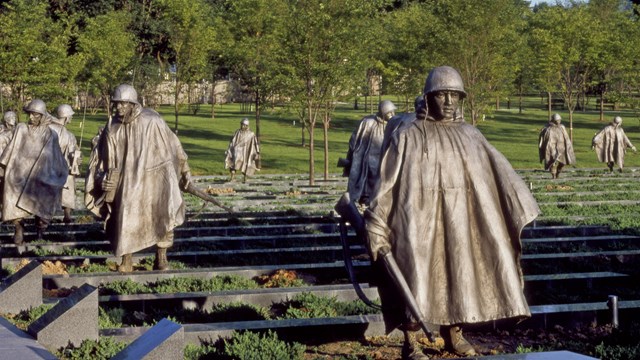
66 96 640 176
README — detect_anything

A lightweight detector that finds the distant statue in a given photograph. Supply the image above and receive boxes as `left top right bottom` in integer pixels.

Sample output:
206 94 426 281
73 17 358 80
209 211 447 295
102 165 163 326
224 118 260 183
0 111 17 153
51 104 81 223
365 66 539 359
342 100 396 206
538 113 576 178
0 100 68 244
592 116 636 172
85 84 192 272
0 110 17 134
382 96 424 153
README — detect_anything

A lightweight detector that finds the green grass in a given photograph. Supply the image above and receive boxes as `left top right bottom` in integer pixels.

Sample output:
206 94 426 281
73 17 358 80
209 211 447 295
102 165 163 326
65 96 640 176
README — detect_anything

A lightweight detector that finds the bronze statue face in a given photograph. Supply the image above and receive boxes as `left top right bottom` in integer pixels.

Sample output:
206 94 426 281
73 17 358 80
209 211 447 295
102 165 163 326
241 124 249 131
382 110 395 121
428 90 460 121
115 101 134 119
27 112 43 125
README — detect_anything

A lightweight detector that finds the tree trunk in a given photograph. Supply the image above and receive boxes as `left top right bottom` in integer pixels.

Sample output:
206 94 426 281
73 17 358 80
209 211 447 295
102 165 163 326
547 91 552 119
599 91 605 122
323 103 330 181
308 101 315 186
254 89 261 141
174 81 180 134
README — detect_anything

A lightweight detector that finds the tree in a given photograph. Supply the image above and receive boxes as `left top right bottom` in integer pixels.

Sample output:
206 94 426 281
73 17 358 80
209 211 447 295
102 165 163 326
530 3 602 140
76 10 136 117
281 0 383 184
160 0 216 134
426 0 530 125
0 0 79 117
218 0 289 141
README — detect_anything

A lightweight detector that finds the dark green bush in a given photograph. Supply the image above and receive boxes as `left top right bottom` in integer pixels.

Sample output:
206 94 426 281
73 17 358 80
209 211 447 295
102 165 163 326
224 330 305 360
56 337 127 360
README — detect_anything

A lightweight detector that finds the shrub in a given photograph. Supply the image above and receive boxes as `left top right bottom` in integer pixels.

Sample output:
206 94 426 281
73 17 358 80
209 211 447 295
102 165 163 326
224 330 305 360
56 337 128 360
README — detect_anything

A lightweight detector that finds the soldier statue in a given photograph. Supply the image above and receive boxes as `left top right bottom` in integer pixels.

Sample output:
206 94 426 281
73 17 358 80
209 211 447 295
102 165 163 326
365 66 539 359
224 118 260 183
538 113 576 179
342 100 396 206
85 84 192 272
0 110 17 134
592 116 636 172
51 104 81 223
0 100 68 244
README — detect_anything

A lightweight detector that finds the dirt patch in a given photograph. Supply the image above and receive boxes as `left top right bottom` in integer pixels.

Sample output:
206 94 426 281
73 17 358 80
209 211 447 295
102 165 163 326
304 324 615 359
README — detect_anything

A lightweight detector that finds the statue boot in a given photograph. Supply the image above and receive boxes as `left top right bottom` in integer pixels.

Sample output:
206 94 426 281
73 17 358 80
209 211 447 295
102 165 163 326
13 220 24 245
402 329 430 360
36 218 47 241
230 170 236 182
63 207 74 224
440 325 476 356
155 247 170 271
118 253 133 273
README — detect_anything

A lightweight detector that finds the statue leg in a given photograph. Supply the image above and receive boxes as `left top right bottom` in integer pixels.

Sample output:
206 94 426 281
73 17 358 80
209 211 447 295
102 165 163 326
13 219 24 245
556 163 565 178
608 162 614 172
154 231 173 271
230 170 236 181
118 253 133 273
402 325 430 360
440 325 476 356
550 162 558 179
35 216 48 241
63 207 74 224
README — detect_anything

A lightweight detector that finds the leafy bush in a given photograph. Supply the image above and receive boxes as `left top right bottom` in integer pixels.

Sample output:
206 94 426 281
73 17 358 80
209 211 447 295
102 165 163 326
98 307 124 329
224 330 305 360
100 278 151 295
594 342 640 360
56 337 128 360
278 292 379 320
6 304 54 329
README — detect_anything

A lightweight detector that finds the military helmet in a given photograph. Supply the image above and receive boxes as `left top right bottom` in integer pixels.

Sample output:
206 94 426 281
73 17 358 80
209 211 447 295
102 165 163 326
241 118 250 126
111 84 139 105
551 113 562 123
3 111 17 126
423 66 467 98
613 116 623 125
56 104 75 119
23 99 48 115
378 100 397 116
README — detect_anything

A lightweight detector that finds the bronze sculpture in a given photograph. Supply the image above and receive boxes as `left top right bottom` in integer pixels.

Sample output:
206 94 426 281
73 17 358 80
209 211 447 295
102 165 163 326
0 100 68 244
51 104 81 223
85 84 192 272
538 113 576 179
0 110 17 134
224 118 260 183
342 100 396 206
592 116 636 172
364 66 539 359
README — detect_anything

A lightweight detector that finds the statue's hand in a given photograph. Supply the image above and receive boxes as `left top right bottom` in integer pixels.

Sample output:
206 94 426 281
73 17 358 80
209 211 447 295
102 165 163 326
180 171 192 190
101 178 116 192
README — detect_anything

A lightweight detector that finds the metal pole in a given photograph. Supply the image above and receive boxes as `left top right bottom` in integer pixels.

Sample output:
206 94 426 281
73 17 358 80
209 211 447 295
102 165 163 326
607 295 619 329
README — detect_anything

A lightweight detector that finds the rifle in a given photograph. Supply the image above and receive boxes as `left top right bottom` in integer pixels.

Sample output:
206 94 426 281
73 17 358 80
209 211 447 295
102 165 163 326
334 192 435 342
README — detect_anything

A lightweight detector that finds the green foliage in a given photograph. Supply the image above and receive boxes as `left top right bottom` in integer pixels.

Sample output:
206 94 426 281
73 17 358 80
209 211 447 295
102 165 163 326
100 278 151 295
56 337 128 360
279 292 379 320
98 307 124 329
224 330 306 360
6 304 54 329
67 262 115 274
594 343 640 360
184 342 223 360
